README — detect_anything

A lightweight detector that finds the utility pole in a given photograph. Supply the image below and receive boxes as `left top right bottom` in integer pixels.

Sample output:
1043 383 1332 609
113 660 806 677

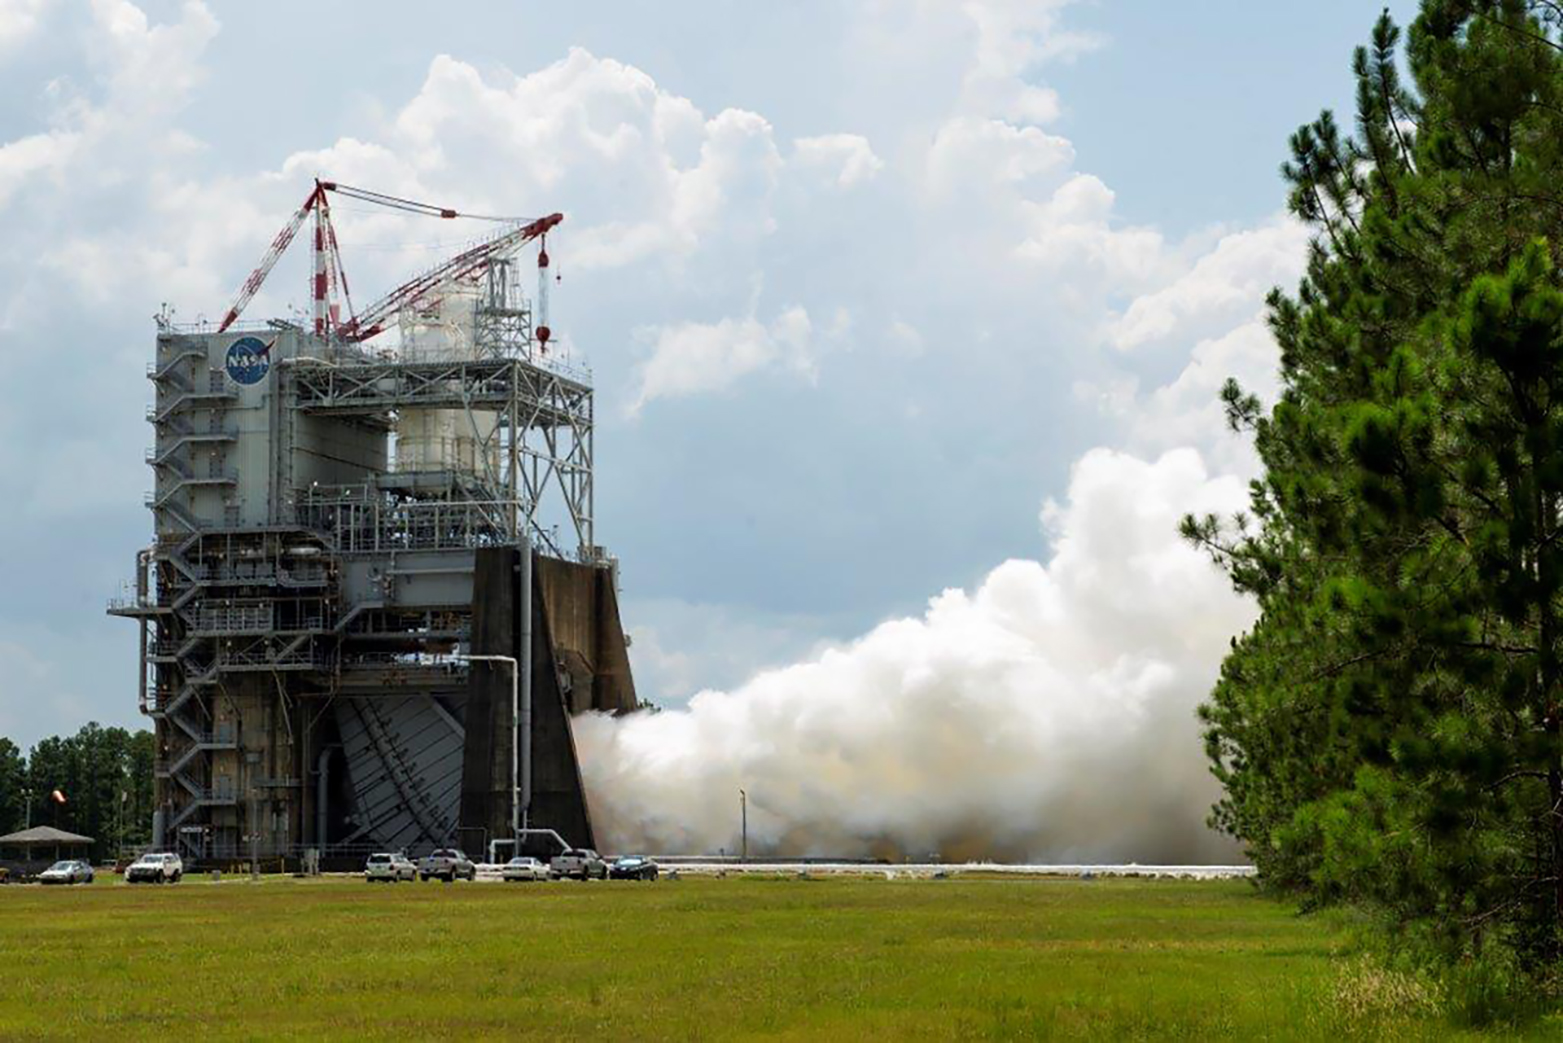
117 764 128 858
739 788 747 864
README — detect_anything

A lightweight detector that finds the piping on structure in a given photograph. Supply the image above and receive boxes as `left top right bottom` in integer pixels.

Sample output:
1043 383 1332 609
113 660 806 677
110 184 638 868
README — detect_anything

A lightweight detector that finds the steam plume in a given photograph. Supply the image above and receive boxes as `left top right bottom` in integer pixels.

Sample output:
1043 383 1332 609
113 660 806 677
576 448 1254 862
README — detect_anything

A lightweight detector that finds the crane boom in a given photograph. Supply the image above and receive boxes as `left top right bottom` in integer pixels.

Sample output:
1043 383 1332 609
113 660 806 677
216 182 325 333
336 212 563 343
214 180 547 339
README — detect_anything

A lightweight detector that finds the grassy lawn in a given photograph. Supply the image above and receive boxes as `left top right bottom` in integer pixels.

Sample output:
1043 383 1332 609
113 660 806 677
0 873 1551 1040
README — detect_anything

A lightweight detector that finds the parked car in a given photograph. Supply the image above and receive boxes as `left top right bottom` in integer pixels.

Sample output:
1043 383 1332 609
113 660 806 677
550 848 607 880
364 853 417 883
38 860 95 885
126 852 183 884
608 855 659 881
501 856 547 882
419 849 475 882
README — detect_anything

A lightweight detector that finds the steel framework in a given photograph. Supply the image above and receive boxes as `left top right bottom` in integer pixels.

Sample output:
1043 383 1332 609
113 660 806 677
111 185 630 868
112 279 598 863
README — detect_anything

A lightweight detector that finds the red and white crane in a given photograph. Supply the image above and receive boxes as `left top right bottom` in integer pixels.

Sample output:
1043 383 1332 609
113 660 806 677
215 179 562 344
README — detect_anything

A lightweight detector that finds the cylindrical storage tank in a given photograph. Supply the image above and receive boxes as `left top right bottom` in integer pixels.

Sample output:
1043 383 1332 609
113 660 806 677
395 284 500 477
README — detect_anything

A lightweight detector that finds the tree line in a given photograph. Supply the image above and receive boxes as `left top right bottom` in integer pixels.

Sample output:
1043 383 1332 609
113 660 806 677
0 723 154 861
1188 0 1563 1006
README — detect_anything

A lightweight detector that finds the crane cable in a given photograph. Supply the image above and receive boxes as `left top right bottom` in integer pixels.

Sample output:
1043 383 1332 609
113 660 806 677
322 182 530 224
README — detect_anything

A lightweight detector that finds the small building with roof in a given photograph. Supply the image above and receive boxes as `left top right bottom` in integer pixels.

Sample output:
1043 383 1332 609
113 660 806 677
0 826 96 880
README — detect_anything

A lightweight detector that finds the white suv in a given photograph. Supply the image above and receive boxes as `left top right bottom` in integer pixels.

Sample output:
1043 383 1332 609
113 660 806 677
365 853 417 882
126 852 183 884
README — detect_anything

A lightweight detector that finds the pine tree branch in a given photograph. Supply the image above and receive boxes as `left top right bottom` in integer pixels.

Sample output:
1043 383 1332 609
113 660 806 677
1307 648 1393 681
1433 513 1470 547
1473 8 1563 55
1381 73 1417 174
1485 769 1551 791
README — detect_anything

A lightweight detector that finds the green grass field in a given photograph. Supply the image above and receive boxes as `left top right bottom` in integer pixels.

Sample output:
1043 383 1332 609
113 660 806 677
0 873 1552 1040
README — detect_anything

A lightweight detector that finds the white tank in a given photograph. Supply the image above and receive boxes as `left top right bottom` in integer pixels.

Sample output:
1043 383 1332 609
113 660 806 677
395 283 500 478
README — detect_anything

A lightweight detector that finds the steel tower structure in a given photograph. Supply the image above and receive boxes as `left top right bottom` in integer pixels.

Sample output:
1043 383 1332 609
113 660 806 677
110 189 638 867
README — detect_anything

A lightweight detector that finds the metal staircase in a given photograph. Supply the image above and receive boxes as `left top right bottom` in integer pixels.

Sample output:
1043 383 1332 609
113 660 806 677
143 349 248 858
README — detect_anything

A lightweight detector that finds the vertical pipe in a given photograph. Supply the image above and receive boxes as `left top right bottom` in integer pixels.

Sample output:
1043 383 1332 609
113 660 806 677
509 369 519 541
250 783 259 879
519 539 533 834
510 657 519 843
136 548 150 714
316 746 332 852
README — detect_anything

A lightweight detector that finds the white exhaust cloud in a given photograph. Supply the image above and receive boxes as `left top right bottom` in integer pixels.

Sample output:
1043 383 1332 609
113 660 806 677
577 447 1255 862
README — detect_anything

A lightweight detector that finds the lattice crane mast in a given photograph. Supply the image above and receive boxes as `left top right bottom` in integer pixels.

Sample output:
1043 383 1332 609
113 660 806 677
215 179 562 345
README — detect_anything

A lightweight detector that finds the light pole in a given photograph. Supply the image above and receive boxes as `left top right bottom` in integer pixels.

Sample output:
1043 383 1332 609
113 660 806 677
22 787 31 830
739 788 747 864
458 654 525 840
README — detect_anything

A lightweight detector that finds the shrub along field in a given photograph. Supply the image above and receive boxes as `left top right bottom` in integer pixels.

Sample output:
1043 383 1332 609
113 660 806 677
0 874 1552 1040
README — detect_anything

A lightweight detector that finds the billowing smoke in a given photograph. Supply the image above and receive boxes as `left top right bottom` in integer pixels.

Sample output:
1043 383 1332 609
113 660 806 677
576 447 1256 863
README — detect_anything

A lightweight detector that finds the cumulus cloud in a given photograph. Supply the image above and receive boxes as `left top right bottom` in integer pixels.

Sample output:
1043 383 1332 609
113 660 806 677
1094 217 1310 475
578 447 1252 862
0 0 230 319
0 0 217 215
623 597 837 711
0 0 54 54
1108 216 1309 351
631 304 817 412
1016 174 1168 290
925 116 1074 197
791 133 884 188
1127 319 1283 476
958 0 1102 122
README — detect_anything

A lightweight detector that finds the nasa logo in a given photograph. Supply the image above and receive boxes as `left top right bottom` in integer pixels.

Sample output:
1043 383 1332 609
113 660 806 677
225 336 273 385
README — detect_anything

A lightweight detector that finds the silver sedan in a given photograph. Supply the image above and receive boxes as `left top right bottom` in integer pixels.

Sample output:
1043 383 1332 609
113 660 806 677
38 860 94 885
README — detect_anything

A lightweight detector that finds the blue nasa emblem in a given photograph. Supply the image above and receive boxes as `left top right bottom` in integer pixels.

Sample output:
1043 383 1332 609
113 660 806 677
225 336 273 385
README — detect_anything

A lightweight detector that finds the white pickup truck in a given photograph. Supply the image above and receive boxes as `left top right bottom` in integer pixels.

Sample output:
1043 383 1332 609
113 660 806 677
550 848 607 880
419 848 476 882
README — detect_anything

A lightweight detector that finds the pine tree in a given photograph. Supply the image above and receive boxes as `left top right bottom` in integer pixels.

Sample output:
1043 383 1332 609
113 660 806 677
0 739 24 835
7 726 157 858
1190 1 1563 968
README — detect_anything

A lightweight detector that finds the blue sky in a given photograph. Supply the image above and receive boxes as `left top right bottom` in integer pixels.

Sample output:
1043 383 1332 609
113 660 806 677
0 0 1418 751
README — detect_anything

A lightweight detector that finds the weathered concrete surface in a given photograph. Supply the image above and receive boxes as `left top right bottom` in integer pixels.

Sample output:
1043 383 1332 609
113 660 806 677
461 548 639 856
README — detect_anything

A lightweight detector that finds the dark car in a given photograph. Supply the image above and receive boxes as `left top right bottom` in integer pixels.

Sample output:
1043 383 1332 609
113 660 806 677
608 855 659 881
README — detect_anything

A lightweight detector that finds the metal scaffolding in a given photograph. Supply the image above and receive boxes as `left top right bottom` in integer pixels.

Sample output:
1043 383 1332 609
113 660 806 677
111 256 606 864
